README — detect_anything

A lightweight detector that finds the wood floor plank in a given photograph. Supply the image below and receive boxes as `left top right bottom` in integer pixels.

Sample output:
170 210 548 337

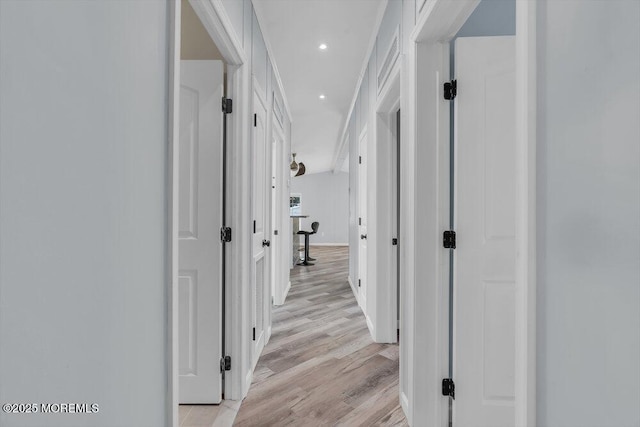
234 246 408 426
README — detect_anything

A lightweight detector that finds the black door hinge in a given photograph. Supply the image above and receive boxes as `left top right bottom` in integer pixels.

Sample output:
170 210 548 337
222 97 233 114
443 230 456 249
392 238 398 246
358 279 361 287
220 356 231 373
444 80 457 100
359 156 362 164
442 378 455 399
358 217 361 226
220 227 232 242
274 230 278 236
252 327 256 341
253 220 256 234
254 113 257 127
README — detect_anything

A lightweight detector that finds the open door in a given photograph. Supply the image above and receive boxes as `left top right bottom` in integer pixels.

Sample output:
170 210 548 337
178 60 224 403
453 36 516 426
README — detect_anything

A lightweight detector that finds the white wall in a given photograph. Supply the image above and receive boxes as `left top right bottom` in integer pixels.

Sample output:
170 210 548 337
291 172 349 245
252 8 269 93
221 0 244 46
0 1 169 426
537 1 640 426
377 0 403 73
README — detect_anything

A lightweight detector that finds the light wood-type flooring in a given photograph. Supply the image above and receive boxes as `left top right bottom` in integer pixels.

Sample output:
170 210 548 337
233 246 408 426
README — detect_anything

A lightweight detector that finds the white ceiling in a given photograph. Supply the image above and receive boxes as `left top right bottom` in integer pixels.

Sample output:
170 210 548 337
253 0 386 175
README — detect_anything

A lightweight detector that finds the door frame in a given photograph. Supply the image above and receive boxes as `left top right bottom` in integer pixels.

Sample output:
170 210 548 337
168 0 251 424
271 119 288 306
405 0 537 426
372 61 401 344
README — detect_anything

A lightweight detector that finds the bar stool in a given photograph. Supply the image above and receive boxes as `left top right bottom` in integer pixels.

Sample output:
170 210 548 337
297 221 319 266
306 222 320 261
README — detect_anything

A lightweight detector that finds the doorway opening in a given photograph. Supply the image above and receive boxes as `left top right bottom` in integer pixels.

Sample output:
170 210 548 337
407 0 534 424
448 3 517 426
175 0 230 423
372 62 401 345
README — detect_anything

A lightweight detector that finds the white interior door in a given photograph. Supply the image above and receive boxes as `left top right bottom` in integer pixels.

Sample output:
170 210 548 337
358 130 368 307
393 110 400 331
271 125 286 305
252 89 270 365
453 36 516 427
178 60 224 404
270 133 278 302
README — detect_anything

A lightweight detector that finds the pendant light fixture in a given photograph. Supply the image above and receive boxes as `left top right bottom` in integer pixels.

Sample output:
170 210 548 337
290 153 299 171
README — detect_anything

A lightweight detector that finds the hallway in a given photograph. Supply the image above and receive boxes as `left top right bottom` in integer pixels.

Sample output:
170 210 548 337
234 246 407 426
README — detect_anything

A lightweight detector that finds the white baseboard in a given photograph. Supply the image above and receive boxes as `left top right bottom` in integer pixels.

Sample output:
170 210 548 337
358 293 366 311
274 281 291 306
400 392 411 425
244 371 253 398
309 243 348 247
348 276 377 345
283 280 291 304
348 276 357 295
365 313 375 339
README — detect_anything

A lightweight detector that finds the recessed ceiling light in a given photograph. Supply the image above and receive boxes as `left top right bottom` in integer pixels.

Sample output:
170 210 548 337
319 43 327 50
319 94 326 100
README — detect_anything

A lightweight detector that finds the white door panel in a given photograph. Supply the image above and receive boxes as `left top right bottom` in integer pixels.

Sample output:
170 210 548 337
178 60 224 404
358 131 368 307
271 126 285 304
454 36 516 427
252 90 270 364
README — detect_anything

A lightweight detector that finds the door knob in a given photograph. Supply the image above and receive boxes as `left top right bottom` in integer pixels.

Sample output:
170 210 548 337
262 239 271 247
360 234 367 240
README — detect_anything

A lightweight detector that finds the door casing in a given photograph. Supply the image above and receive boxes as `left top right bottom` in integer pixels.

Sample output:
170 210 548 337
271 121 288 306
372 62 402 345
168 1 256 424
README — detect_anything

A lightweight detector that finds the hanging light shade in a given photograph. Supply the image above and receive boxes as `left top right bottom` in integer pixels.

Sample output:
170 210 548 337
290 153 299 171
295 162 306 177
